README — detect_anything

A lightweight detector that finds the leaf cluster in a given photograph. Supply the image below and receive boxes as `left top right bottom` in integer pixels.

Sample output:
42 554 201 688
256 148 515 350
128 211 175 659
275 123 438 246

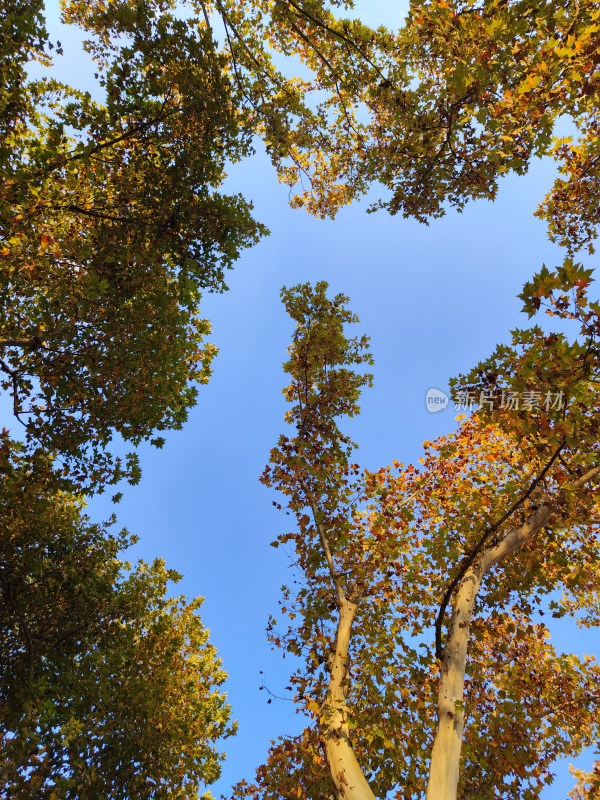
0 0 265 490
0 434 234 800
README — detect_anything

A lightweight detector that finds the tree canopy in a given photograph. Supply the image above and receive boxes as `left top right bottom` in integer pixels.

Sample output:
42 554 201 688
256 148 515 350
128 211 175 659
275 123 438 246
191 0 599 225
234 282 600 800
0 433 233 799
1 3 259 794
1 0 263 491
4 0 600 484
3 1 600 799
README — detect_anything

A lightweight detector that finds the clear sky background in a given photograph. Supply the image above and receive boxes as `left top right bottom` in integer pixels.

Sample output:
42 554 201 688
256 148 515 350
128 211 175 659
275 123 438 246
5 2 599 797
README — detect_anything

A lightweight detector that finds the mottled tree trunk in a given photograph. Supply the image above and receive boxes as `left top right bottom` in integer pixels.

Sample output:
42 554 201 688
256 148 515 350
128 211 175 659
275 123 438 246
425 503 552 800
321 599 377 800
426 565 483 800
316 466 599 800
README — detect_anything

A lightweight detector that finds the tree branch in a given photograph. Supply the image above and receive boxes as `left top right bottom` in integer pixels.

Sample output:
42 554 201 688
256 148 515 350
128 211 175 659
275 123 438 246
0 337 39 349
482 463 600 572
297 474 346 607
426 462 600 800
285 17 357 132
435 439 566 660
281 0 388 85
63 204 135 223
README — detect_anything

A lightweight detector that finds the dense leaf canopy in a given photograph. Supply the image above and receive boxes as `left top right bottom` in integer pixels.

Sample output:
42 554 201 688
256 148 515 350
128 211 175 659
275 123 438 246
0 434 233 799
3 1 600 798
0 0 264 490
190 1 599 225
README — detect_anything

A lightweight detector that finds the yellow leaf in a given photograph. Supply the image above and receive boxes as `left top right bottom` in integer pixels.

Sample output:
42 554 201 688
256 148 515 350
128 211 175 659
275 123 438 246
306 699 320 715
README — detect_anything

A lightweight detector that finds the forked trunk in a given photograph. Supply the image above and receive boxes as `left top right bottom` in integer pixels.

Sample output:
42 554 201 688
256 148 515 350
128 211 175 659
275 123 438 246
425 502 553 800
316 467 600 800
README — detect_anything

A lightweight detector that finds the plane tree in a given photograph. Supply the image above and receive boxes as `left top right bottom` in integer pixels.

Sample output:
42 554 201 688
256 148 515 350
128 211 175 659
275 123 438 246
0 433 234 799
4 2 600 798
4 0 599 486
4 0 600 489
202 0 600 225
232 282 600 800
0 0 264 491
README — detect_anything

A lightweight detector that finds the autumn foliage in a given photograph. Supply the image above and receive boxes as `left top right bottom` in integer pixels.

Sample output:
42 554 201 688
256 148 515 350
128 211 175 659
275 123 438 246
233 283 600 800
3 1 600 799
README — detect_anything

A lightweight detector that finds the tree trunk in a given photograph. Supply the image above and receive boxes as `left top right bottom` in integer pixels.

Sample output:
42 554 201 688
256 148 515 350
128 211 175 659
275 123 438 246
425 502 552 800
320 599 377 800
426 565 483 800
316 469 599 800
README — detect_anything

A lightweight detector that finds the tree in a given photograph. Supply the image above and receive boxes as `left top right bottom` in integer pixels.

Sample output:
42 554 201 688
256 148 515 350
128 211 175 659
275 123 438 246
231 282 600 800
0 0 264 490
1 5 253 794
187 9 600 790
204 0 600 224
5 3 600 798
0 432 234 799
4 3 597 482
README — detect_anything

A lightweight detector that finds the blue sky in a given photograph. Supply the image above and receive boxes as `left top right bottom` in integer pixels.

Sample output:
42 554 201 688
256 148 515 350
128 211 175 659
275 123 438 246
6 2 599 797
